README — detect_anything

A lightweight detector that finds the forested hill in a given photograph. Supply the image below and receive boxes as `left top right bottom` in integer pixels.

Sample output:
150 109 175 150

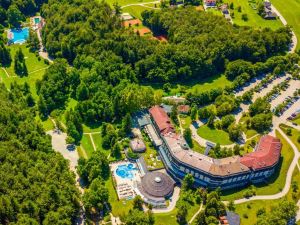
42 0 292 82
0 84 80 224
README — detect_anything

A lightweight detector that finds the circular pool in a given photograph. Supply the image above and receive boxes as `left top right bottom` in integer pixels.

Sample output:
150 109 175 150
115 163 136 179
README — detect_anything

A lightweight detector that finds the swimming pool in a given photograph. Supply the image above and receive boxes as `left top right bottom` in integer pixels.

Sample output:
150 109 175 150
9 27 29 44
116 163 137 179
34 17 40 24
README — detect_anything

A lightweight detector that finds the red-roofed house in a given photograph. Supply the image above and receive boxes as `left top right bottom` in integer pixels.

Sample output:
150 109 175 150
177 105 190 114
149 106 175 135
205 0 217 7
240 135 281 170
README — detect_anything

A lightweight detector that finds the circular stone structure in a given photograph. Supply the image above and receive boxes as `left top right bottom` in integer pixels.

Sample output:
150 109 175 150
140 171 175 198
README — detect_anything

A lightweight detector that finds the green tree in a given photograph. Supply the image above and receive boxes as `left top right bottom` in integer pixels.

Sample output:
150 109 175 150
132 195 143 210
183 128 192 147
7 5 23 27
28 29 40 52
122 113 132 135
83 178 109 217
228 124 242 141
190 106 198 121
182 174 194 190
14 48 28 77
77 151 109 184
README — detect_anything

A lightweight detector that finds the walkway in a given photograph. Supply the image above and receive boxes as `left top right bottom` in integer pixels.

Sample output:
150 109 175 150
152 186 181 213
232 128 300 204
188 203 203 224
1 67 9 77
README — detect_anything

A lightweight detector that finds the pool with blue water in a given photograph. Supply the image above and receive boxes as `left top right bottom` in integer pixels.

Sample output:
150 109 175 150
10 27 29 44
116 163 137 179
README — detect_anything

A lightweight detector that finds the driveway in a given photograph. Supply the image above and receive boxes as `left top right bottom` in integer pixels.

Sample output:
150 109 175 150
47 130 79 172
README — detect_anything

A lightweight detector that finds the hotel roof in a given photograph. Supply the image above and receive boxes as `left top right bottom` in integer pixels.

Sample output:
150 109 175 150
163 133 250 176
240 135 281 170
149 106 281 177
149 106 175 135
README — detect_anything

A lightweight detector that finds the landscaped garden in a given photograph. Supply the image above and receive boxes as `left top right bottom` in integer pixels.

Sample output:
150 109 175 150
197 124 233 145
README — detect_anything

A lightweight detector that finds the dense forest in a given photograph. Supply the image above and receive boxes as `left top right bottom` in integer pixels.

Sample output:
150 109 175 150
0 0 47 27
0 83 80 224
32 0 293 132
41 0 292 83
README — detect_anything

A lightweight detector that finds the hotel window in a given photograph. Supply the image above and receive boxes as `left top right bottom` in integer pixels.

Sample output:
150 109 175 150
180 166 185 172
195 173 199 178
199 175 203 179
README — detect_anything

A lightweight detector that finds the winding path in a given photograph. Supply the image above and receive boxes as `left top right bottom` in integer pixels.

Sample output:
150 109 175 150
270 3 298 53
188 203 203 224
232 128 300 205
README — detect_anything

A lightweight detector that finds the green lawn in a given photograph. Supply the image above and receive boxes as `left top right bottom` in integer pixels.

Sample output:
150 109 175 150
154 210 178 225
221 130 295 200
77 146 87 159
104 0 154 6
223 0 283 30
106 176 133 218
271 0 300 50
235 166 300 225
154 194 201 225
197 125 233 145
41 118 55 131
1 45 48 99
122 5 152 19
279 124 300 152
143 74 231 98
179 115 192 129
206 8 223 16
82 124 102 133
292 114 300 126
192 139 205 154
81 134 95 158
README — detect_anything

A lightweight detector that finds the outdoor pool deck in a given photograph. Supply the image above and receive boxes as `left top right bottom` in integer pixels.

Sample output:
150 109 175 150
110 161 142 200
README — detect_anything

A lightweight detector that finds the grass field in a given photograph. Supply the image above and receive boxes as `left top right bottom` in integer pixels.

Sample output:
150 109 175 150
271 0 300 50
106 176 134 218
122 5 154 19
280 124 300 152
105 0 155 7
81 134 95 158
221 130 294 200
223 0 283 30
235 166 300 225
179 115 192 129
143 74 232 97
197 125 233 145
0 45 48 99
293 115 300 125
